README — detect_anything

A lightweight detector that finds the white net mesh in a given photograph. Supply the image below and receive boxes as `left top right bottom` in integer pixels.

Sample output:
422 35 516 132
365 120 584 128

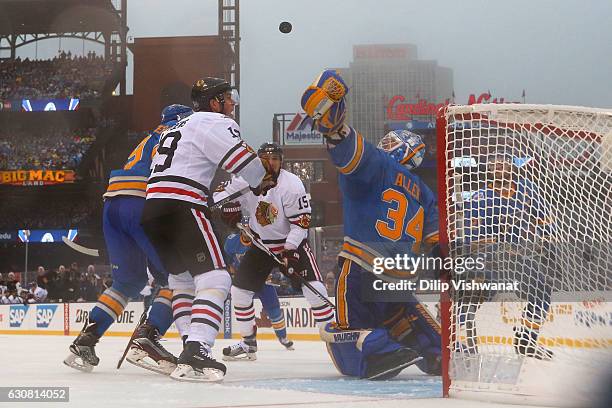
441 104 612 405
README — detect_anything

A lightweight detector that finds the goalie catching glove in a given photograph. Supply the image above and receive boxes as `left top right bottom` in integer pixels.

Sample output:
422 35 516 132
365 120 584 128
301 70 350 141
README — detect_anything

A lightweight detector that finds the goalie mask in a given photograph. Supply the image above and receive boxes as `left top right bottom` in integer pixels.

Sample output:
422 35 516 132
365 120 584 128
377 130 426 170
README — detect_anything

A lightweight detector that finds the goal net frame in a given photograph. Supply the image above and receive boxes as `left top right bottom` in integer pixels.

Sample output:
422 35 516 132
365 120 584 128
435 103 612 406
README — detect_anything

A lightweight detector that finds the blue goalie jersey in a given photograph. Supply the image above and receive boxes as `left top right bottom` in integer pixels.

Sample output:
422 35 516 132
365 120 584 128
462 179 553 243
329 127 439 277
103 124 169 198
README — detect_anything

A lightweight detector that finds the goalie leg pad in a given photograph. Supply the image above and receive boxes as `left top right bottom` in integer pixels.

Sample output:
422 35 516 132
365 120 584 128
322 323 416 378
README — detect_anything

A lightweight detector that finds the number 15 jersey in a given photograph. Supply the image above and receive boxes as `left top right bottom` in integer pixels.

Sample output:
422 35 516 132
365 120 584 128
147 112 264 208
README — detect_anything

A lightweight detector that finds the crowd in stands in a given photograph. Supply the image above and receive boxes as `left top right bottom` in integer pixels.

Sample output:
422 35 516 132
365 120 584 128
0 197 100 229
0 263 111 304
0 126 96 171
0 51 115 101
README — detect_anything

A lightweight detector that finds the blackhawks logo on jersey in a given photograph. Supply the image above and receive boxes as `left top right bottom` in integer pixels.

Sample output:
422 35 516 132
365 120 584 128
255 201 278 226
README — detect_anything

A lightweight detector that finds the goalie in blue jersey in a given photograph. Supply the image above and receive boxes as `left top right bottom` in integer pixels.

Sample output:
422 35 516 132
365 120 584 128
460 152 555 360
64 104 193 374
300 70 442 380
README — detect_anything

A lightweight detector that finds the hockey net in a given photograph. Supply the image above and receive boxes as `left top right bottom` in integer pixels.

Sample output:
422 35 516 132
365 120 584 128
436 104 612 406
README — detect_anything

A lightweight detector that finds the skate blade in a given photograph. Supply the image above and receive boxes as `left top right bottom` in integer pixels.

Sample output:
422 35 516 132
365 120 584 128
170 364 224 382
367 356 423 381
221 352 257 362
63 353 94 373
126 348 176 375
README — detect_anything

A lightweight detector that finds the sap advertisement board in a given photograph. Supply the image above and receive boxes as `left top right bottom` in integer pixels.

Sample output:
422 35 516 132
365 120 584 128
1 300 610 346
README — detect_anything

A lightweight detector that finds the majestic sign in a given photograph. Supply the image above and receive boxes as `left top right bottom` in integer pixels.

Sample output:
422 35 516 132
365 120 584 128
284 113 324 145
0 170 76 185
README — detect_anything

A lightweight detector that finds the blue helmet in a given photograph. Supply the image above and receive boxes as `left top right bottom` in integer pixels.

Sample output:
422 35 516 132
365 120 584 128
161 104 193 125
377 130 426 170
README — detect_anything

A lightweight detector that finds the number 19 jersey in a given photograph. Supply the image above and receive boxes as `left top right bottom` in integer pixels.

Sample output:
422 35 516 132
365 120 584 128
147 112 260 208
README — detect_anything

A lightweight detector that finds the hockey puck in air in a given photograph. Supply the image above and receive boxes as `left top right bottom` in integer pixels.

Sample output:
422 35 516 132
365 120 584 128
279 21 292 34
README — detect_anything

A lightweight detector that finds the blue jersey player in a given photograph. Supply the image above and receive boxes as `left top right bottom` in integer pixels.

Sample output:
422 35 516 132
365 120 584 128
64 104 193 374
461 153 554 360
300 70 442 380
223 230 294 357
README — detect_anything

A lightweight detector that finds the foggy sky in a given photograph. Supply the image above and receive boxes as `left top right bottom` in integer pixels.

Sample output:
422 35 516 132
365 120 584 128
12 0 612 147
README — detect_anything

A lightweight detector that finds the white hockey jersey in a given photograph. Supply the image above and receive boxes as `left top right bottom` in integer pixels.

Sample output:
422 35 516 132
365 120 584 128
214 169 312 253
147 112 265 207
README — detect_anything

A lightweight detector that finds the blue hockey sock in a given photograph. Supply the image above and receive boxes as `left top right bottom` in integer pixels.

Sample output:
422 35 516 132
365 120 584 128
270 313 288 340
89 287 129 337
147 288 173 336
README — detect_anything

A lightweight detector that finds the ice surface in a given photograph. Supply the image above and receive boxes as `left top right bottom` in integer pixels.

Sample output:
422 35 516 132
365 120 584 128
1 334 538 408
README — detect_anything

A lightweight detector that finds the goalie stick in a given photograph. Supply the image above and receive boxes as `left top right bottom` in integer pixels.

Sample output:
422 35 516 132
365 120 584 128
236 222 335 309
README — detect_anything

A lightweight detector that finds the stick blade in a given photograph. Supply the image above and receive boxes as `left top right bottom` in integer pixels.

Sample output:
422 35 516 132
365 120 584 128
62 236 100 257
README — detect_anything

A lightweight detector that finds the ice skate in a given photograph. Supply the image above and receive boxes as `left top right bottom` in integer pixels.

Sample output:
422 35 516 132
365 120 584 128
279 337 294 350
126 322 178 375
170 341 226 382
63 321 101 373
222 337 257 361
365 347 422 380
513 326 554 361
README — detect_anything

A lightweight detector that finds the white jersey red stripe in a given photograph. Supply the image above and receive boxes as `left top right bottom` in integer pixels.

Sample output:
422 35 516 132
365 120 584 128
147 112 262 206
303 242 322 281
213 169 312 250
219 142 257 173
191 209 225 269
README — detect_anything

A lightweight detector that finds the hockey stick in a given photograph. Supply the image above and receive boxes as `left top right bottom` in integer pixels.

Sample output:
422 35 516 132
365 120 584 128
236 223 335 309
117 306 149 369
62 236 99 257
209 186 251 210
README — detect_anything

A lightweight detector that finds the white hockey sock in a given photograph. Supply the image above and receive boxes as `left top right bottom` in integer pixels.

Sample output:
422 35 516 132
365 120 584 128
303 280 335 328
188 269 231 346
169 272 195 339
231 285 256 338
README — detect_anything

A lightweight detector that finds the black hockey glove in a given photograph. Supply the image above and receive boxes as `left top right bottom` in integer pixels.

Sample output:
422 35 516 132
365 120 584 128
220 202 242 227
280 249 303 291
251 156 278 196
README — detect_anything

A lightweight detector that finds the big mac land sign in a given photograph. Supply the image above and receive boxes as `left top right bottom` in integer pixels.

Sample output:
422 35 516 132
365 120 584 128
386 92 519 121
0 170 75 186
